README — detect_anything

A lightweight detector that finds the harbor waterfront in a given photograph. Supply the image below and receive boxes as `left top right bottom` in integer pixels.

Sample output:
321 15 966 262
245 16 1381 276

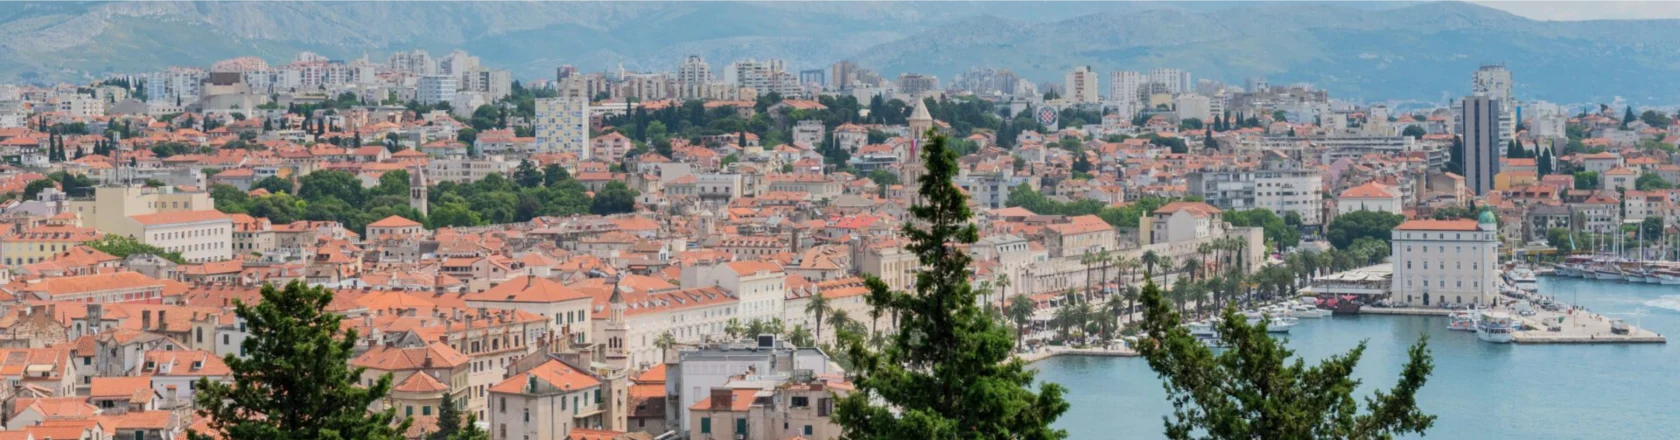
1035 277 1680 439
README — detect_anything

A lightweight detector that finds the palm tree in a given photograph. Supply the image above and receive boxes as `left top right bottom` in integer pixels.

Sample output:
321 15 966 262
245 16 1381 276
805 293 833 343
975 280 995 315
1141 250 1161 280
1103 294 1126 338
1080 251 1100 301
1195 242 1213 280
1180 257 1201 282
1007 295 1036 351
1095 249 1112 298
1170 276 1191 316
827 309 853 337
724 318 744 340
785 325 813 348
1072 301 1095 342
766 318 786 337
994 272 1012 311
1053 305 1076 341
1121 285 1141 324
654 330 677 363
746 319 767 338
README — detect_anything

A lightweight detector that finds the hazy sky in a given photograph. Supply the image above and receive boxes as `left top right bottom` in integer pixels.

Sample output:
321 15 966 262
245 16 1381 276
1472 1 1680 21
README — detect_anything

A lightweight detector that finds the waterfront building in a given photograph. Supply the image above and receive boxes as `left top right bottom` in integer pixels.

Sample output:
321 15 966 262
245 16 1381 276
1388 215 1499 307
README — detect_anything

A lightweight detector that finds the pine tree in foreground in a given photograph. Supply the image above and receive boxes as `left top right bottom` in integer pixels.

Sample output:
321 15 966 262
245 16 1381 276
1135 279 1436 439
834 130 1069 440
191 281 410 440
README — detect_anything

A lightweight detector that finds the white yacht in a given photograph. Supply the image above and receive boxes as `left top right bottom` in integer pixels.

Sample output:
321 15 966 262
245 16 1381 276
1265 316 1298 333
1506 266 1538 291
1288 304 1328 318
1476 312 1517 343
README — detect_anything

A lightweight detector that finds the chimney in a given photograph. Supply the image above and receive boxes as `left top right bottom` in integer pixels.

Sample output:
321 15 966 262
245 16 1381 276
141 310 152 330
423 352 433 368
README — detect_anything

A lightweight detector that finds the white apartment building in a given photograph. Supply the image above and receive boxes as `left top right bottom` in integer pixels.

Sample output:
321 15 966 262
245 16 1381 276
590 285 738 370
1109 70 1145 105
536 97 591 158
1065 66 1100 104
119 210 234 263
1189 153 1324 226
677 55 713 100
417 75 458 106
1175 94 1212 121
1389 216 1499 307
427 155 519 184
680 261 786 324
1148 68 1190 94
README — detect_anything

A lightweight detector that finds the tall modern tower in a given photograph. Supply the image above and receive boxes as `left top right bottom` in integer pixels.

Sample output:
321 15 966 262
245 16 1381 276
1472 64 1517 142
1461 95 1501 196
1064 66 1100 104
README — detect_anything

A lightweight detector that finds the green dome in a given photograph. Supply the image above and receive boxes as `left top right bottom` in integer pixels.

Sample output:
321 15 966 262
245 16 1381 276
1477 209 1497 225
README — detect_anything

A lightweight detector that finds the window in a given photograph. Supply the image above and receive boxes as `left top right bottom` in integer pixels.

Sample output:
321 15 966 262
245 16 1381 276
736 418 747 434
805 425 814 436
701 417 712 434
423 406 432 416
791 396 809 408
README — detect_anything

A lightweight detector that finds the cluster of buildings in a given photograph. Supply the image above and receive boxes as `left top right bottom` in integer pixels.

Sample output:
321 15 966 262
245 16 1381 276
0 47 1672 440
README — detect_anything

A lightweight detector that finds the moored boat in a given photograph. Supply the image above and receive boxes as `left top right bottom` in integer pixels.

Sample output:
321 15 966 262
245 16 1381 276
1476 312 1516 343
1448 310 1477 331
1289 304 1328 318
1265 316 1297 333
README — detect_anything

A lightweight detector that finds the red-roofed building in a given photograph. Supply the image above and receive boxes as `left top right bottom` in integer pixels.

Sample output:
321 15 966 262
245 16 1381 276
1337 182 1402 215
1390 215 1498 307
488 358 608 440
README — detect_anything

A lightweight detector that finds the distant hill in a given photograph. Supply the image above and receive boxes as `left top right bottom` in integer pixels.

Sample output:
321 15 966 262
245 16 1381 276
848 1 1680 105
3 1 1679 104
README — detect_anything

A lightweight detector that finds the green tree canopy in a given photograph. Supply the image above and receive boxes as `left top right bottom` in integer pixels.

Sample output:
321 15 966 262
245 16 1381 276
834 131 1069 440
191 281 409 440
1325 210 1406 249
1636 173 1673 191
589 180 638 215
1401 125 1426 139
1135 279 1435 439
84 235 185 264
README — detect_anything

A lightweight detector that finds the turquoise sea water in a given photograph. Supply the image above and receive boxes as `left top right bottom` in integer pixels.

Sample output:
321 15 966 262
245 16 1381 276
1036 278 1680 439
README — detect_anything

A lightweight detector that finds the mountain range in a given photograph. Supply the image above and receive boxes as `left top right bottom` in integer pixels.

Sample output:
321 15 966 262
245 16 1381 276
2 1 1679 104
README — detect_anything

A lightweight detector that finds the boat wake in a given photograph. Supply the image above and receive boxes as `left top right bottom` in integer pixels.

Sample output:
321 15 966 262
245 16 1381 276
1642 295 1680 312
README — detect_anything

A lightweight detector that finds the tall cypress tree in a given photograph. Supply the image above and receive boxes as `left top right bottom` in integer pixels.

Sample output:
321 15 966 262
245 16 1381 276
190 281 409 440
834 130 1069 439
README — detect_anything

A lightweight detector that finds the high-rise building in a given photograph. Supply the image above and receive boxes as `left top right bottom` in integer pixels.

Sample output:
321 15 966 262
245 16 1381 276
437 50 480 77
388 49 435 75
1108 71 1144 105
1461 95 1501 196
536 95 590 158
1064 66 1100 104
416 75 458 106
1147 68 1190 94
676 55 712 100
898 73 940 96
728 59 787 95
1472 64 1517 141
799 69 826 89
831 60 860 91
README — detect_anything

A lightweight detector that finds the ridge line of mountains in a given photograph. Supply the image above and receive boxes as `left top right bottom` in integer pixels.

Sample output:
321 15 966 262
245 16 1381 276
2 1 1678 104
